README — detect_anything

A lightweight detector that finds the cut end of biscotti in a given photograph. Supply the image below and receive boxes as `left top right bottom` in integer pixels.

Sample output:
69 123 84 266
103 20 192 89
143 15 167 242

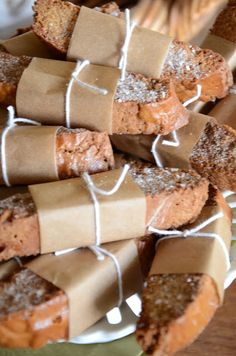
0 193 40 261
0 268 68 348
33 0 80 54
136 273 219 355
211 3 236 44
190 122 236 192
56 127 115 179
0 51 31 106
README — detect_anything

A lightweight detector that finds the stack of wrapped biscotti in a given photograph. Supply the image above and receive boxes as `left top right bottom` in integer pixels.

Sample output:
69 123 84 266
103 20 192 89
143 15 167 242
0 0 235 354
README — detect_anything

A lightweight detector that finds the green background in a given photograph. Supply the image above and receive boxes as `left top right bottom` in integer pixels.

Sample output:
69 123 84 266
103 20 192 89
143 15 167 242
0 335 143 356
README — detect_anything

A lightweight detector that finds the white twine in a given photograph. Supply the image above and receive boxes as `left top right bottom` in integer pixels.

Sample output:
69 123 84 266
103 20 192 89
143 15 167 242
222 190 235 199
148 211 231 271
151 85 202 168
65 60 108 129
183 84 202 107
14 256 23 267
119 9 136 81
1 106 41 187
82 164 130 246
90 245 123 307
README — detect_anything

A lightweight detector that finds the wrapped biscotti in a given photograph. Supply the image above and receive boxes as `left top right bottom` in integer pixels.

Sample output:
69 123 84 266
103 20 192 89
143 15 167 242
111 111 236 192
32 0 233 103
0 52 189 135
136 187 232 355
0 124 114 185
0 163 209 261
0 236 156 348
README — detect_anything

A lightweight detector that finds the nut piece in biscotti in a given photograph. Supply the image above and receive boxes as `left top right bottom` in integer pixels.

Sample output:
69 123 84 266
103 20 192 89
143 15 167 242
161 40 233 103
0 164 208 262
32 0 121 54
190 122 236 192
0 52 189 135
136 188 231 355
211 2 236 44
0 52 31 107
32 0 233 103
0 235 155 349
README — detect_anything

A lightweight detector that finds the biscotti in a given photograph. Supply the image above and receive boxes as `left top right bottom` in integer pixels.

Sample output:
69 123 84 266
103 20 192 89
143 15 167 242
0 163 208 261
190 122 236 192
0 126 114 185
0 52 189 135
0 236 155 349
136 188 232 355
32 0 233 103
111 112 236 192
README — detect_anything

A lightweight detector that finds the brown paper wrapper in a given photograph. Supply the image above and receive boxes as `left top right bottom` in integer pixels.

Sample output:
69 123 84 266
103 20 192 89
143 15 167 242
112 112 214 168
2 31 55 59
16 58 120 133
0 259 19 280
0 185 28 200
0 126 59 185
29 168 146 254
209 93 236 130
202 34 236 73
27 239 143 338
150 201 232 302
67 7 172 78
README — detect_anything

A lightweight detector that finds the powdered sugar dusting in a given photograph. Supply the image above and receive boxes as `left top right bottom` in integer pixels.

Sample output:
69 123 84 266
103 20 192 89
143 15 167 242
0 269 61 316
115 72 168 103
129 162 204 197
0 193 36 219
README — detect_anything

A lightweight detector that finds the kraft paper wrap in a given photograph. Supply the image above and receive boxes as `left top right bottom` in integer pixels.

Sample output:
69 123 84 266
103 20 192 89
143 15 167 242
202 34 236 73
112 112 214 168
67 7 172 78
2 31 54 58
150 201 232 302
0 126 59 185
16 58 120 133
29 168 146 254
27 239 143 338
210 93 236 130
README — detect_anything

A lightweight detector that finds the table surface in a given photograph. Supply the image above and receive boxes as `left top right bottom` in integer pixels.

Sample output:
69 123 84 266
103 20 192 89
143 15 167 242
177 280 236 356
